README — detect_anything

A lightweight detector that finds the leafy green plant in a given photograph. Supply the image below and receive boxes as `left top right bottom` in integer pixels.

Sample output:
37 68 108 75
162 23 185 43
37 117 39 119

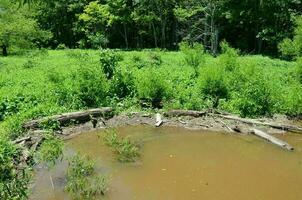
100 49 122 79
148 52 163 67
179 41 205 76
36 134 64 167
110 67 135 98
279 16 302 59
103 129 140 163
65 154 108 200
135 68 171 108
72 65 109 107
22 59 39 69
219 41 239 71
0 137 30 200
40 119 61 132
198 66 228 108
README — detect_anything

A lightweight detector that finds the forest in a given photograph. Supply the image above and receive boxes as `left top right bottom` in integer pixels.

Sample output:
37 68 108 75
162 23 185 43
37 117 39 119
1 0 302 200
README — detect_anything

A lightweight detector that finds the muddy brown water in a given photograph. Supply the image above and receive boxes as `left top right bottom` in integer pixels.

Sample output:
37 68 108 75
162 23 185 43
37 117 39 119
30 125 302 200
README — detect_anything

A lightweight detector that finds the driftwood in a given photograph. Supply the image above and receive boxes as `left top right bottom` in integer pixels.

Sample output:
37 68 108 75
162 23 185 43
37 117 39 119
251 129 294 151
23 107 113 129
218 115 302 133
165 110 207 118
218 120 234 132
155 113 163 127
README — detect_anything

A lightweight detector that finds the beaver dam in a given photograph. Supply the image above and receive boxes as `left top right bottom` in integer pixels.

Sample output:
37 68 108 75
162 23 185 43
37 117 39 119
30 125 302 200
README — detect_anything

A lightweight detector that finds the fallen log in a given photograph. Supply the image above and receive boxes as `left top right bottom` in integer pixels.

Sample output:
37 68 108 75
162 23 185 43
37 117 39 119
218 115 302 133
23 107 113 129
155 113 163 127
251 129 294 151
165 110 207 118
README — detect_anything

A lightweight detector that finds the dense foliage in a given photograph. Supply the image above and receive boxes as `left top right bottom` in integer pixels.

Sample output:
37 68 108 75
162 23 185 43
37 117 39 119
2 0 302 55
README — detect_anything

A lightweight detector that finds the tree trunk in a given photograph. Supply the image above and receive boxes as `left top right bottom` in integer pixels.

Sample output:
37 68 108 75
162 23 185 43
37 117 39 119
123 23 129 49
2 45 8 56
151 22 158 47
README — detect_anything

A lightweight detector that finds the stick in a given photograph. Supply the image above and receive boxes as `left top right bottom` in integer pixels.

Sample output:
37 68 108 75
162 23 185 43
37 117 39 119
219 120 234 132
155 113 163 127
49 175 54 190
251 128 294 151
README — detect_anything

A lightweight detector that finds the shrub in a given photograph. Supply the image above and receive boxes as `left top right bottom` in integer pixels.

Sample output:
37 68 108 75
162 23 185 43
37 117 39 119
278 16 302 59
219 41 239 71
103 129 140 163
179 41 205 76
131 55 147 69
100 49 122 79
283 85 302 117
198 66 228 108
135 68 171 108
72 65 109 107
231 75 275 118
148 52 162 67
296 58 302 83
65 154 108 200
22 59 39 69
110 67 135 99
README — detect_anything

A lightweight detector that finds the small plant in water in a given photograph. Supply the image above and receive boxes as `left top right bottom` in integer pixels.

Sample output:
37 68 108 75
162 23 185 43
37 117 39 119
103 129 140 163
36 134 64 167
65 154 108 200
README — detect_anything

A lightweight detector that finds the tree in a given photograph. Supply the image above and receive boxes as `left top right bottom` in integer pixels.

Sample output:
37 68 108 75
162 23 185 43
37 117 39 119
78 1 113 48
175 0 225 55
279 16 302 59
0 1 49 56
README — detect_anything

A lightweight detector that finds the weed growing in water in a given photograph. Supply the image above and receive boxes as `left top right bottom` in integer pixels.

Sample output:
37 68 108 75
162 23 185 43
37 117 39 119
65 154 108 200
36 134 64 167
103 129 140 163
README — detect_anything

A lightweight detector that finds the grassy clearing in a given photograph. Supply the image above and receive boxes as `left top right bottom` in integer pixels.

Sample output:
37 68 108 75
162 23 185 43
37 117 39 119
0 48 301 139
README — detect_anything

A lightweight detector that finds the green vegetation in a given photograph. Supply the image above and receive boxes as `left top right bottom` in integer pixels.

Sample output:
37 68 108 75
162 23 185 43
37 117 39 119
65 154 108 200
1 0 302 199
0 137 30 200
36 134 64 167
103 129 140 162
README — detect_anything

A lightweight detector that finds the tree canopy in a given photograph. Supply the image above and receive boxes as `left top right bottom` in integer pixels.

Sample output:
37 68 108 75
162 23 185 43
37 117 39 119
2 0 302 56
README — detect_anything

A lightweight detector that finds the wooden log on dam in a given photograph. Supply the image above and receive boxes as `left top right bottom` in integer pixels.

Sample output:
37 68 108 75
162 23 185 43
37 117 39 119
23 107 113 129
218 114 302 133
165 110 207 118
251 128 294 151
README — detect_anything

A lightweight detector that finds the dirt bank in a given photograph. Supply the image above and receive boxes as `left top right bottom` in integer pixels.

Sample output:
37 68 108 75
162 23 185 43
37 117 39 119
60 111 300 140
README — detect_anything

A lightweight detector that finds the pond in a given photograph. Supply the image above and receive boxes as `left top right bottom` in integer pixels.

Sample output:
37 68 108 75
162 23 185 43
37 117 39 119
30 125 302 200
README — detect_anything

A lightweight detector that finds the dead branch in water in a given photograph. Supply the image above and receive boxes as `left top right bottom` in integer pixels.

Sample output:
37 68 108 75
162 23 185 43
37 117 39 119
251 129 294 151
23 108 113 129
